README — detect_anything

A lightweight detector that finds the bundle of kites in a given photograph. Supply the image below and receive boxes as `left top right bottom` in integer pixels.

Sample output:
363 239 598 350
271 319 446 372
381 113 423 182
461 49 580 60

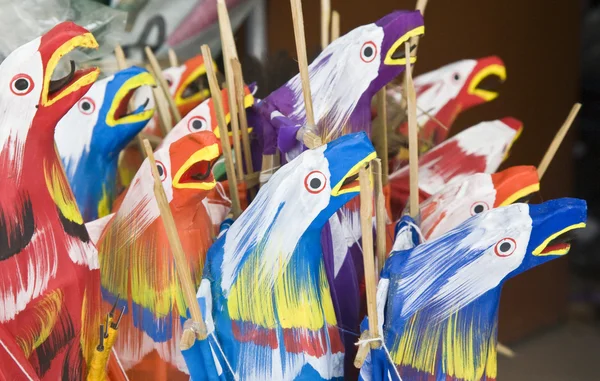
0 0 588 380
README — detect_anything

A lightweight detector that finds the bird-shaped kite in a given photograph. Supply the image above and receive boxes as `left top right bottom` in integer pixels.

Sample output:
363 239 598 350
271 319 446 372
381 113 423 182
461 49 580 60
97 131 221 380
361 198 587 381
388 56 506 161
196 132 376 380
55 66 155 222
0 22 103 379
251 10 424 162
419 165 540 240
389 117 523 218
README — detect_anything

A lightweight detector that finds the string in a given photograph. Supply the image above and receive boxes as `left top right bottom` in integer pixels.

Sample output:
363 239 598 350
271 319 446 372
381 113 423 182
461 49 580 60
209 332 239 381
355 336 403 381
259 165 281 184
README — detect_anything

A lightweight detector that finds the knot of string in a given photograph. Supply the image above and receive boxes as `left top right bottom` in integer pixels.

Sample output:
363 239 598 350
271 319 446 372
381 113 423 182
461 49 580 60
355 336 403 381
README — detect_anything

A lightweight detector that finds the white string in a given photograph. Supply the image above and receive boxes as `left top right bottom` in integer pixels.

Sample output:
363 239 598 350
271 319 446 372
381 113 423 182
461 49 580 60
210 332 239 381
0 339 35 380
404 220 427 244
355 336 403 381
259 165 281 184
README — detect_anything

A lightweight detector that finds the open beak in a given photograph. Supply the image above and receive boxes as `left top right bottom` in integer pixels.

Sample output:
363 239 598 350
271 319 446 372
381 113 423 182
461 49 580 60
330 152 377 196
172 142 220 190
532 222 586 256
107 71 156 126
211 88 255 141
493 166 540 207
466 57 506 102
174 59 218 112
40 23 99 107
383 26 425 66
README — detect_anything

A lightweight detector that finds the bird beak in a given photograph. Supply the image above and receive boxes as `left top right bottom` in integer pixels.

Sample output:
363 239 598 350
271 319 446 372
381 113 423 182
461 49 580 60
465 56 506 103
211 87 255 142
492 165 540 207
528 199 587 258
499 117 523 162
383 26 425 66
174 57 217 115
328 133 377 197
172 134 221 190
39 22 100 107
106 69 156 127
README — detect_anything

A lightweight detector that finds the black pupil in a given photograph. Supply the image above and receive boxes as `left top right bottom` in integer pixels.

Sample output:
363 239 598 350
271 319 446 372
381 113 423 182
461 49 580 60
192 120 203 129
15 78 29 91
474 204 484 214
81 102 91 111
157 165 164 177
310 178 322 189
454 73 460 81
364 46 374 58
500 242 511 252
166 79 172 86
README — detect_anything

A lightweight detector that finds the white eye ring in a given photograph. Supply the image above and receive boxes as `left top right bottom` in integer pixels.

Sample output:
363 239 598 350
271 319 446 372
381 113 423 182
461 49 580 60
155 161 168 182
360 41 378 63
304 171 327 194
10 74 34 96
470 201 489 216
494 238 517 257
78 97 96 115
187 116 207 132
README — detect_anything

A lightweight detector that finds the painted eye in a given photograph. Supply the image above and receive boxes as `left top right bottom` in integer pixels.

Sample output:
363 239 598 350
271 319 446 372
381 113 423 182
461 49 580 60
304 170 327 194
155 161 167 182
187 116 207 132
494 238 517 257
360 41 378 63
470 201 489 216
78 97 96 115
10 74 34 96
164 74 174 88
453 73 461 81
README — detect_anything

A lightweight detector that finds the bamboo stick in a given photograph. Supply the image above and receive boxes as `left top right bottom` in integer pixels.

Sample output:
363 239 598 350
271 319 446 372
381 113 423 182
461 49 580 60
375 87 389 185
145 46 183 123
372 159 387 273
359 165 379 345
409 0 429 74
217 0 244 182
290 0 321 148
201 45 242 218
231 58 254 176
537 103 581 180
321 0 331 50
142 140 207 339
331 10 340 42
115 44 147 158
405 43 419 218
144 63 173 136
168 48 179 67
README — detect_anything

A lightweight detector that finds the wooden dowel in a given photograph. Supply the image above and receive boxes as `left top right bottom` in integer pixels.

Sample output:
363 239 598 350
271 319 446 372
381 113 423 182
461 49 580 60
151 86 173 136
260 154 275 187
372 159 387 273
405 42 419 218
231 58 254 176
142 140 207 339
201 45 242 218
217 0 244 182
409 0 429 74
498 343 516 358
321 0 331 50
359 165 380 347
168 48 179 67
115 44 147 158
375 87 389 185
331 10 340 42
145 46 182 123
290 0 319 148
537 103 581 180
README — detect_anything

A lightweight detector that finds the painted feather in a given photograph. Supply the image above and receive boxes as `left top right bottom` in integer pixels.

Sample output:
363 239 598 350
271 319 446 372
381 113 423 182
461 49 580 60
389 118 523 219
97 130 221 379
55 66 155 222
197 132 376 381
0 22 103 379
360 199 586 381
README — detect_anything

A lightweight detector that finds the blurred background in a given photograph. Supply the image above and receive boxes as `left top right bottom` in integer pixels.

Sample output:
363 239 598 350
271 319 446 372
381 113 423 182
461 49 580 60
1 0 598 379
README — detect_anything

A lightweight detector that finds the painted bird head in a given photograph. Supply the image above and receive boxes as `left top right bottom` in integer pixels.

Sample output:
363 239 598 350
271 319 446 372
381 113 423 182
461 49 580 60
0 22 99 145
387 198 587 328
160 85 255 148
56 66 155 168
420 165 540 240
163 55 217 116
